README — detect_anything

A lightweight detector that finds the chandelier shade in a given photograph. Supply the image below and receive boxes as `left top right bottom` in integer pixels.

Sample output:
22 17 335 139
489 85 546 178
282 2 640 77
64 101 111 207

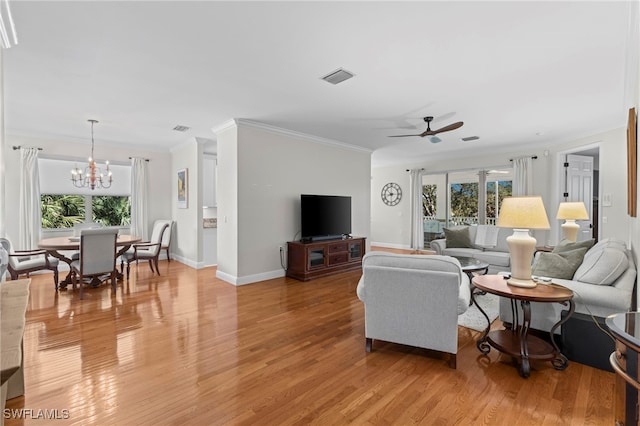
71 119 112 190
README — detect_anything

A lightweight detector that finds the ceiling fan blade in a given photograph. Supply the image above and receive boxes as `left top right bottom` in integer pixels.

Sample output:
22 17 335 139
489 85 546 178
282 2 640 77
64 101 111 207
388 134 423 138
432 121 464 134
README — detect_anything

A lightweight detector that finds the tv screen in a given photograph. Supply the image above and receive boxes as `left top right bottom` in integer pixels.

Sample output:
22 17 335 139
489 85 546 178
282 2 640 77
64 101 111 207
301 194 352 241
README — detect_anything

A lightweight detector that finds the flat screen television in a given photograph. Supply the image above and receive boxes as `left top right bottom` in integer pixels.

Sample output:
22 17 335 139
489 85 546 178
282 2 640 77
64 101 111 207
301 194 352 241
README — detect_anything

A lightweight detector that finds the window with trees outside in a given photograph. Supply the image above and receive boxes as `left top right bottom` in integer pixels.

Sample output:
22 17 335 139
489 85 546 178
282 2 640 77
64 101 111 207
422 168 513 246
38 157 132 230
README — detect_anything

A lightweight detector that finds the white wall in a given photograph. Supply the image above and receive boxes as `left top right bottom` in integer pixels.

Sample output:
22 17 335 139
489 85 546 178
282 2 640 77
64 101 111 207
3 134 171 245
216 120 371 285
170 139 202 266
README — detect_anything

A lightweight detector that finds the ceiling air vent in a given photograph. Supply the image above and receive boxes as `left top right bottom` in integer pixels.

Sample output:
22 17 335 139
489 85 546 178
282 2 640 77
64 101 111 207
173 125 190 132
461 136 480 141
321 68 355 85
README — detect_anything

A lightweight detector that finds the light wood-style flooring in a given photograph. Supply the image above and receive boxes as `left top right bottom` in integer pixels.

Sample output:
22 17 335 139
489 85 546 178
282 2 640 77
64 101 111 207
4 256 615 425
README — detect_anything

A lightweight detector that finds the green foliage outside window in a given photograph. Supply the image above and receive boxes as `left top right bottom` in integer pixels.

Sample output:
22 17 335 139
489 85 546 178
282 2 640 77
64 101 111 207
92 196 131 226
41 195 131 229
422 184 437 216
41 195 85 229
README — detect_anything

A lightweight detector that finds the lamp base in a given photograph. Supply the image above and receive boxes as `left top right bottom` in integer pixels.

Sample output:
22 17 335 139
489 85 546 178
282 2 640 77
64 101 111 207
507 278 537 288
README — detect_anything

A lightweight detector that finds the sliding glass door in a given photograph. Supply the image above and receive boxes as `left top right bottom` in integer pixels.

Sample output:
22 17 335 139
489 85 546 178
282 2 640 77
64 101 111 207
421 167 512 247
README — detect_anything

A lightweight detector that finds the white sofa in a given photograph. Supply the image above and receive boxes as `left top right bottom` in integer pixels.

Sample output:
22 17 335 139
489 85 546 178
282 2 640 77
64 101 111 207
499 238 637 334
430 225 514 274
356 252 470 368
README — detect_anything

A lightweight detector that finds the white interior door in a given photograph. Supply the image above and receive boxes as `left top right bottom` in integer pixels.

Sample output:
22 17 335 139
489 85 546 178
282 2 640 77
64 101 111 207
565 154 594 241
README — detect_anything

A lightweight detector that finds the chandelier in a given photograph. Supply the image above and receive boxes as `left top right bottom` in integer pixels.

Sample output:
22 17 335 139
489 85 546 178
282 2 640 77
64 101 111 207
71 119 112 190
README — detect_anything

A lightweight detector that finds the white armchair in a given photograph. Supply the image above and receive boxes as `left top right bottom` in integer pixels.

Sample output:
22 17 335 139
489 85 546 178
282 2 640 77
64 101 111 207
356 252 470 368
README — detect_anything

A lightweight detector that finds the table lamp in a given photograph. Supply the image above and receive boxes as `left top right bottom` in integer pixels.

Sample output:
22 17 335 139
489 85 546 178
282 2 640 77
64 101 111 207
556 202 589 242
497 196 550 288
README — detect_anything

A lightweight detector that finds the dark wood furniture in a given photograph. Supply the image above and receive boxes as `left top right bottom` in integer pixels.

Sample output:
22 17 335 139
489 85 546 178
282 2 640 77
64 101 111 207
38 234 141 287
471 274 574 378
606 312 640 426
286 237 365 281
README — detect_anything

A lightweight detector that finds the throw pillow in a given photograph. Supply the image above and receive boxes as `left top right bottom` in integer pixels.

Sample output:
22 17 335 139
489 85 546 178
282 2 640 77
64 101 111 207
552 238 595 254
531 247 588 280
444 227 472 248
573 245 629 285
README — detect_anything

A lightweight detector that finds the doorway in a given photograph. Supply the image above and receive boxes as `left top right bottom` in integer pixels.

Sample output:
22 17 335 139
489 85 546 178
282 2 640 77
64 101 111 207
557 146 600 242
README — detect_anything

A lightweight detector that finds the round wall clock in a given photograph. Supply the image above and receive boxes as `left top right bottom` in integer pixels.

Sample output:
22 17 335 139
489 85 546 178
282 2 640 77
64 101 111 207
381 182 402 206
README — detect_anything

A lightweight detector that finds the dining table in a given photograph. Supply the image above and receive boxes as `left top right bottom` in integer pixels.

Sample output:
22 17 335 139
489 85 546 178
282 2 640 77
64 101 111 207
38 234 142 287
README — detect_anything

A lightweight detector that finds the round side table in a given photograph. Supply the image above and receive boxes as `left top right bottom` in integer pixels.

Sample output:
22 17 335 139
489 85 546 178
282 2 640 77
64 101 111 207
471 274 575 378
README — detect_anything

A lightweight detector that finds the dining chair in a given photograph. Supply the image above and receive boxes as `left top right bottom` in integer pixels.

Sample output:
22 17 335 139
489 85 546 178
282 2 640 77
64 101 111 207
0 238 59 290
153 219 173 262
71 222 104 261
121 222 169 280
70 228 119 300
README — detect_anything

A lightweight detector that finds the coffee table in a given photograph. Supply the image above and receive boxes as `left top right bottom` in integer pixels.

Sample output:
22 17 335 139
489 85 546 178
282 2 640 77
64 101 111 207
452 256 489 280
471 274 575 378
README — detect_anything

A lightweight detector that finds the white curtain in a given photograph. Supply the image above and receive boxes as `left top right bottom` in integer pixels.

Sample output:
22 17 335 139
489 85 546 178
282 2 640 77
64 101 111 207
18 148 41 249
512 156 533 196
130 158 149 241
409 169 424 250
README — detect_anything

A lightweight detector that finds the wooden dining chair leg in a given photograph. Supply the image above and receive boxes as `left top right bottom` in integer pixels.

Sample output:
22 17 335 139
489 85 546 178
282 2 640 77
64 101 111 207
148 259 155 274
79 274 84 300
53 269 59 291
154 257 161 275
166 247 170 262
126 262 131 280
111 270 117 296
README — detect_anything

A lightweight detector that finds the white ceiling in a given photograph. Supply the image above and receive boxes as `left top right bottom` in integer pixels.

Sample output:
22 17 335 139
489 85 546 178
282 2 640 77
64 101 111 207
3 1 632 167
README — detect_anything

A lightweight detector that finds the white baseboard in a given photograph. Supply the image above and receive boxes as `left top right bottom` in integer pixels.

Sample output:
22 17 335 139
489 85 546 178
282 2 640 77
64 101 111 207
216 268 285 286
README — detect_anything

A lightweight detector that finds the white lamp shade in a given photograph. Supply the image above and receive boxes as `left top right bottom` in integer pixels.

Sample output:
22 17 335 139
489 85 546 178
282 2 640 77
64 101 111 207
496 196 550 229
556 202 589 220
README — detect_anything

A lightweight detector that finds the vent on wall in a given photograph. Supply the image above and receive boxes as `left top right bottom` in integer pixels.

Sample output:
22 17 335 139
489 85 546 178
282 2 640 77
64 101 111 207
321 68 355 85
461 136 480 141
173 125 190 132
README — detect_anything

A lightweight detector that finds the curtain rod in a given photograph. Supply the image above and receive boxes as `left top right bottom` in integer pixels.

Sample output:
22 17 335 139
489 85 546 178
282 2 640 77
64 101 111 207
405 168 425 172
128 157 150 162
509 155 537 161
13 145 43 150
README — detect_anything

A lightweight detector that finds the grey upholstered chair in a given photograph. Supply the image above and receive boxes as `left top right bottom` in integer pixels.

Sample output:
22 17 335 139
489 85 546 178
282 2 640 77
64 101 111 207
70 228 119 300
1 237 59 290
153 219 173 261
120 222 169 280
71 222 104 261
356 252 470 369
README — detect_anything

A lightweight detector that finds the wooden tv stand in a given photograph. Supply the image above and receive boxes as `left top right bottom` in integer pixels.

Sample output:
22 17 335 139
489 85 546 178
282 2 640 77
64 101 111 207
286 237 366 281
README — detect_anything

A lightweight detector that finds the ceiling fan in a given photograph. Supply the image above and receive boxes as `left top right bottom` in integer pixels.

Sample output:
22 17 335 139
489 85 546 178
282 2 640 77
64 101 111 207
388 116 464 143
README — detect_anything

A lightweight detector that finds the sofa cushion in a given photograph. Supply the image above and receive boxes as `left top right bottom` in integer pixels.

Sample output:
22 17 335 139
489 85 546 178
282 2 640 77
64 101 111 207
441 248 483 258
573 243 629 285
474 251 510 267
443 226 472 248
494 227 513 253
531 247 588 279
552 238 595 253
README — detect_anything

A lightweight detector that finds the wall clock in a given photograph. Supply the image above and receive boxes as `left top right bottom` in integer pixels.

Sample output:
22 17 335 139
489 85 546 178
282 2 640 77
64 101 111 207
381 182 402 206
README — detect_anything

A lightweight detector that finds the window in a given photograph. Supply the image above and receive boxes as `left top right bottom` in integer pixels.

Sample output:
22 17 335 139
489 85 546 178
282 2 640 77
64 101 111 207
40 194 131 229
38 158 132 230
421 168 512 247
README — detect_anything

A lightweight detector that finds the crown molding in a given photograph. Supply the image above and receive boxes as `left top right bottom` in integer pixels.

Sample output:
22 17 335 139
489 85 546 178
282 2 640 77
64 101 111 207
213 118 371 154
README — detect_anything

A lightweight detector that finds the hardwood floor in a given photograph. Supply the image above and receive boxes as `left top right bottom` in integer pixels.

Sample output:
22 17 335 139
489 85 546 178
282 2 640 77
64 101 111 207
4 259 615 425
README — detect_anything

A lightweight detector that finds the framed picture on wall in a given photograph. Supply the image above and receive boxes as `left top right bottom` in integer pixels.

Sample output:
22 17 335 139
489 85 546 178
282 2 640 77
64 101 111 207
628 107 637 217
177 168 188 209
